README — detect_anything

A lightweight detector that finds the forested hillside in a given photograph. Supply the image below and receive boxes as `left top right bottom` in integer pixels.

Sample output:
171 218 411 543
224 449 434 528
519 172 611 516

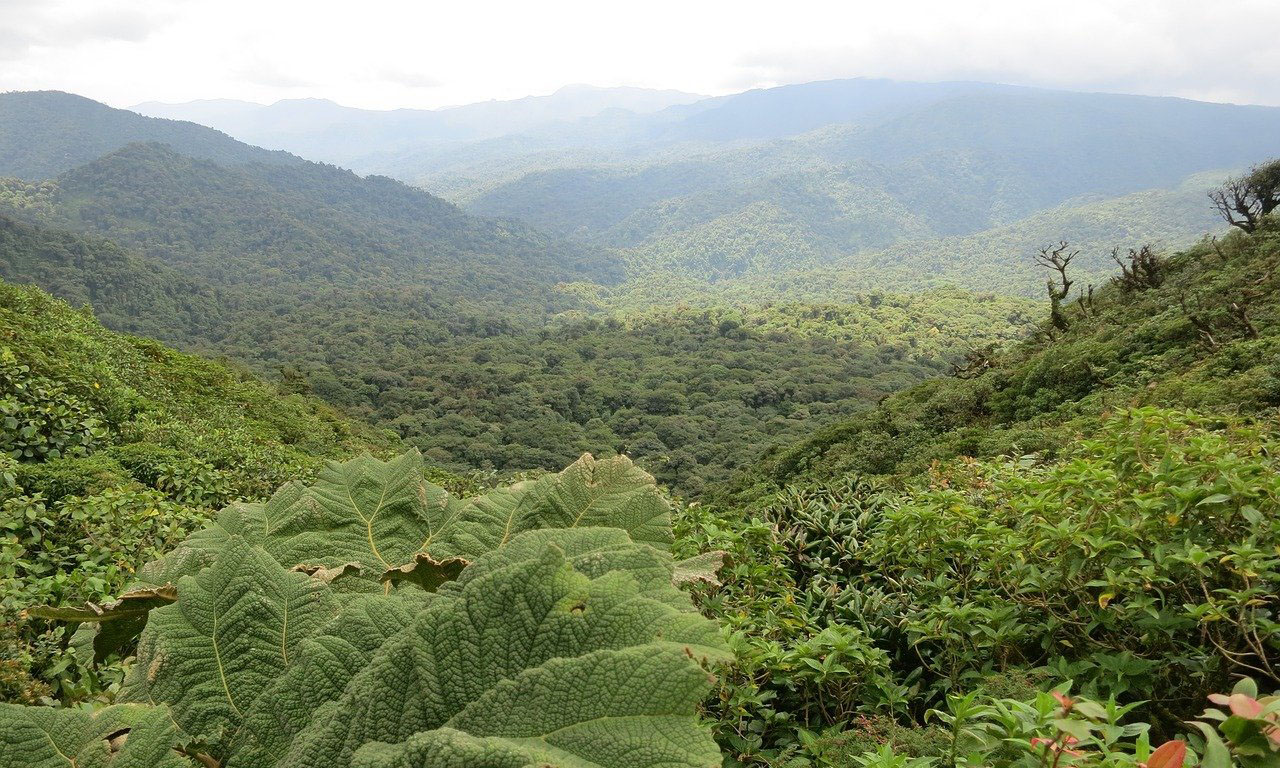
6 140 618 297
0 212 226 341
1 72 1279 768
442 84 1280 292
754 211 1280 492
0 278 394 703
674 213 1280 766
0 92 1042 494
295 294 1034 494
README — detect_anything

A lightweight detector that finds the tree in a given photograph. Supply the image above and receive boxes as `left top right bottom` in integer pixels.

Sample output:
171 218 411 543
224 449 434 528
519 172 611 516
1110 245 1163 292
1209 158 1280 232
1035 241 1078 331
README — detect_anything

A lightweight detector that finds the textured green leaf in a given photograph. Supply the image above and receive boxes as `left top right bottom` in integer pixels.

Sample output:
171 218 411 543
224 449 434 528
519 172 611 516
433 453 673 559
12 452 727 767
122 536 339 753
227 593 423 768
261 451 459 572
352 650 722 768
0 703 195 768
275 541 726 767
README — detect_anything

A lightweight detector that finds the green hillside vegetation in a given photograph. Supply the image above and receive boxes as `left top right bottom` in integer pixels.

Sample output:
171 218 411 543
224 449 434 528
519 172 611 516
295 293 1035 495
673 213 1280 766
450 88 1280 292
0 212 226 342
0 94 1044 496
9 141 617 297
0 83 1278 768
614 170 1223 298
0 279 394 703
756 213 1280 492
0 162 1034 495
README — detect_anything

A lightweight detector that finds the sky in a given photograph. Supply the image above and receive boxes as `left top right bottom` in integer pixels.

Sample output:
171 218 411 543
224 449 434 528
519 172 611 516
2 0 1279 110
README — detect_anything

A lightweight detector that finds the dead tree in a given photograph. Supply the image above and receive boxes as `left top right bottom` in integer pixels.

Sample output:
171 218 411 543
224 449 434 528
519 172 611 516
1179 290 1221 349
1035 241 1078 331
1076 284 1098 320
1209 158 1280 233
1110 245 1163 292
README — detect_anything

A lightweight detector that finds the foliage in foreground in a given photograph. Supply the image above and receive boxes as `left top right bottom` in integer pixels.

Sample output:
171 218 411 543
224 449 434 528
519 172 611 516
0 278 393 702
2 450 729 768
678 407 1280 766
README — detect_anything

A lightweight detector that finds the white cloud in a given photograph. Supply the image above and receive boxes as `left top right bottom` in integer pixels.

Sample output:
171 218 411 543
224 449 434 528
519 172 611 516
0 0 1277 108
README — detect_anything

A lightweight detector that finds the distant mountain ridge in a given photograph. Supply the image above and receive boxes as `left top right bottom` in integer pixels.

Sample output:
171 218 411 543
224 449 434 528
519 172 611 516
0 90 299 180
440 82 1280 291
131 84 707 164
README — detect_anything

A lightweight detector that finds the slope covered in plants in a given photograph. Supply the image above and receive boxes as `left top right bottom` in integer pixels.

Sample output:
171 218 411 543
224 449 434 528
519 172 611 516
0 278 393 702
746 221 1280 496
0 212 227 343
3 450 730 768
675 217 1280 766
0 91 299 181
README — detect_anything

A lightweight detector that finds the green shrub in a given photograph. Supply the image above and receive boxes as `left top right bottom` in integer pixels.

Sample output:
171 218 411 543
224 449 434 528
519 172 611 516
0 347 107 462
10 453 131 503
681 407 1280 764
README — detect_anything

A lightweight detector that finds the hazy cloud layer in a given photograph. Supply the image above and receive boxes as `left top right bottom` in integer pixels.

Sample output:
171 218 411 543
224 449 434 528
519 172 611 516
1 0 1276 109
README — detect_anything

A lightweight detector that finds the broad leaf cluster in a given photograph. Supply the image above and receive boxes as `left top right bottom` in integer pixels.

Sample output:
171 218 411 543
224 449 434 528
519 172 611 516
3 450 728 768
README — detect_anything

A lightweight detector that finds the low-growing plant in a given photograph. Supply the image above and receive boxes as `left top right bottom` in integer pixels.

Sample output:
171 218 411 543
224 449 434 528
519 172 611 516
2 450 731 768
0 347 107 462
678 407 1280 764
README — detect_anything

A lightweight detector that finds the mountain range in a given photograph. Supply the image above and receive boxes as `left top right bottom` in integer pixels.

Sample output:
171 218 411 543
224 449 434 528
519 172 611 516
122 78 1280 295
132 84 706 165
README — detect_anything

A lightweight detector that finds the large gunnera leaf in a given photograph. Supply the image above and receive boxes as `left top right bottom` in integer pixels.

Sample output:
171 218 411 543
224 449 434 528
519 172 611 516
120 536 339 753
12 452 729 768
433 453 674 559
33 450 673 642
273 540 727 768
0 703 194 768
223 527 714 768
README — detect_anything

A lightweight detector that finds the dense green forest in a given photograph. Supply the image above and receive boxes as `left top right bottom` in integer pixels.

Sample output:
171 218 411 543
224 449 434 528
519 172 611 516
298 294 1033 494
4 205 1276 768
450 86 1280 295
0 94 1040 493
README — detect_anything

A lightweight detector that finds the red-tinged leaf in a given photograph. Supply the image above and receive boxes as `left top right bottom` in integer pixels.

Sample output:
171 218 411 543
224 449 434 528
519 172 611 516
1147 740 1187 768
1229 693 1264 719
1208 694 1231 706
1053 691 1074 710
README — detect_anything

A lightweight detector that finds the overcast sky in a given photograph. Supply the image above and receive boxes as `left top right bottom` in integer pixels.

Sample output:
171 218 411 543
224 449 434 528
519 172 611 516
3 0 1279 110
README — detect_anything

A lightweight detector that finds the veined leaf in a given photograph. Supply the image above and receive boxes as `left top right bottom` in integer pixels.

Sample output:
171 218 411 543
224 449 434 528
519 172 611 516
122 536 339 753
276 542 726 767
261 451 459 572
0 703 195 768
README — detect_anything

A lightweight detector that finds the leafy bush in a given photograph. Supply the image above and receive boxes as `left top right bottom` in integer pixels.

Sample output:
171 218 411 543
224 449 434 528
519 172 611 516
0 347 106 462
2 450 730 768
680 408 1280 765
